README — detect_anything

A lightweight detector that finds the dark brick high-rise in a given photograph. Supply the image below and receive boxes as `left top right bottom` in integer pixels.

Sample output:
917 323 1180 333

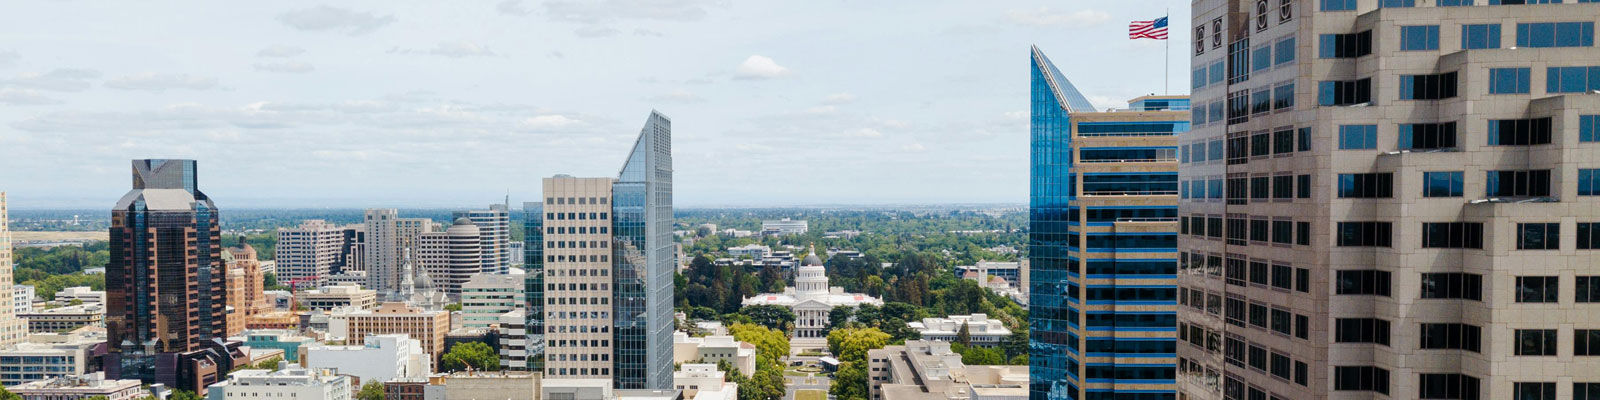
105 159 242 392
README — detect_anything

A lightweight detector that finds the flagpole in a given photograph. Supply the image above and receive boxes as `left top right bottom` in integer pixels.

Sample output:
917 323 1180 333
1164 8 1170 95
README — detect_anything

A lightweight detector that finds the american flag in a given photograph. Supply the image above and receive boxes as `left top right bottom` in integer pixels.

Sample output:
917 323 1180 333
1129 16 1169 40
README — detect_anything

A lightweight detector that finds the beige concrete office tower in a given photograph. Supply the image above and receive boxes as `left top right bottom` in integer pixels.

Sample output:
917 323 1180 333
0 192 22 346
455 205 511 274
1179 2 1600 400
276 220 349 290
365 209 436 296
541 176 616 380
417 218 483 298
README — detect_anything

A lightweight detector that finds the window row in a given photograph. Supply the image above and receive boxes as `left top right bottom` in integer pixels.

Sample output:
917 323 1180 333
1182 215 1312 246
1518 275 1600 303
1182 175 1312 202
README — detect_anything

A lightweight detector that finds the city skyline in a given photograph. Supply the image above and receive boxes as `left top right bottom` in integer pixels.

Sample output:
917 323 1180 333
0 1 1193 209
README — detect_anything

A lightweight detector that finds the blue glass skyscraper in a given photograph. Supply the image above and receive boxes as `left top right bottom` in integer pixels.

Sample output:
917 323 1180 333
611 111 675 389
1029 46 1187 400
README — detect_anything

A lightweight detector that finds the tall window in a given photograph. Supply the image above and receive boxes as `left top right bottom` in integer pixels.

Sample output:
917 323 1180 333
1401 25 1440 50
1462 24 1501 49
1486 170 1552 197
1516 22 1595 48
1275 36 1296 65
1400 122 1458 149
1230 39 1252 84
1489 68 1531 94
1578 383 1600 400
1577 330 1600 356
1518 223 1560 250
1580 169 1600 196
1320 79 1372 105
1338 125 1378 149
1337 222 1392 247
1547 66 1600 93
1422 222 1484 249
1580 223 1600 250
1488 118 1552 146
1583 115 1600 142
1401 72 1458 100
1274 82 1295 110
1423 171 1464 197
1515 329 1558 356
1516 276 1559 303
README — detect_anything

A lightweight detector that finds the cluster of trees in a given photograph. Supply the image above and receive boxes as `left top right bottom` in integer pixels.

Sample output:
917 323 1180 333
13 242 108 301
676 209 1025 266
356 382 385 400
827 327 891 400
677 255 783 314
726 323 788 400
439 342 500 372
230 356 286 372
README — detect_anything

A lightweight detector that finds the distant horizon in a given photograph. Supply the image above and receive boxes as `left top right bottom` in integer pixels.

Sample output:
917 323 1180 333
5 199 1029 211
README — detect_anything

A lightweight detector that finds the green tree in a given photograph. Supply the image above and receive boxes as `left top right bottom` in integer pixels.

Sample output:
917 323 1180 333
955 322 972 346
169 390 202 400
1008 354 1028 366
827 306 854 332
830 361 869 400
740 305 795 332
1 385 21 400
728 323 788 365
827 327 890 364
439 342 500 372
444 303 462 312
356 382 385 400
1001 329 1029 359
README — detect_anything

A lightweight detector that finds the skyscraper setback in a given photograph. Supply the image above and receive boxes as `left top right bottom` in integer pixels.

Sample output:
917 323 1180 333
1027 46 1186 400
1179 2 1600 400
535 111 674 389
0 192 23 347
105 159 246 392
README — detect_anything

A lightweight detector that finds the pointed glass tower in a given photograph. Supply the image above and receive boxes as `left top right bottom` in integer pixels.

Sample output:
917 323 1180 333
612 111 675 389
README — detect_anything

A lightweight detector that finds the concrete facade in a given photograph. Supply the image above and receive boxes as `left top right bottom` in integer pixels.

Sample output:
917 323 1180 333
0 330 107 386
417 218 483 298
206 365 352 400
0 193 21 346
1179 2 1600 400
335 302 449 365
455 205 512 276
298 284 378 311
9 373 143 400
541 176 617 380
305 334 431 384
671 332 756 378
907 314 1012 347
276 220 351 290
867 341 1027 400
364 209 436 297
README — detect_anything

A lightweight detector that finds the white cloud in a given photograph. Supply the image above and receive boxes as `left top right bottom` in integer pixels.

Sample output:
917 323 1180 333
645 89 704 104
824 93 856 105
574 26 621 38
277 6 395 35
633 29 664 37
1005 8 1110 27
0 88 62 105
254 62 316 74
390 42 498 58
496 0 534 16
1003 111 1026 120
734 55 790 80
521 114 583 129
4 69 101 92
851 128 883 138
256 45 306 58
0 50 18 67
901 143 927 152
542 0 723 24
104 73 217 92
804 105 836 115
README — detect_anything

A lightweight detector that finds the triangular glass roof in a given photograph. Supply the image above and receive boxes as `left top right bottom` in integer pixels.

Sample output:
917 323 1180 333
1030 45 1098 113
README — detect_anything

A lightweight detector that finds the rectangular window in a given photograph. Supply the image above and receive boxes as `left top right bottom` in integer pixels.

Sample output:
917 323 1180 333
1515 329 1558 356
1582 115 1599 142
1274 82 1295 110
1251 177 1270 201
1400 122 1457 150
1421 273 1483 301
1228 90 1251 125
1296 221 1311 245
1252 87 1272 115
1193 67 1208 89
1581 223 1600 250
1463 24 1502 49
1422 222 1484 249
1401 25 1440 50
1271 263 1293 288
1489 117 1553 145
1486 170 1552 197
1318 31 1372 58
1337 269 1392 296
1275 36 1296 65
1321 0 1356 10
1253 45 1272 72
1210 61 1226 86
1250 219 1270 242
1297 175 1310 198
1273 175 1293 199
1516 22 1595 48
1517 223 1561 250
1547 66 1600 93
1400 72 1458 100
1338 125 1377 149
1337 173 1393 198
1420 323 1482 352
1209 139 1225 160
1272 220 1293 244
1577 329 1600 356
1319 78 1372 105
1251 133 1271 157
1419 374 1481 400
1514 382 1555 400
1273 129 1294 155
1335 318 1391 345
1489 68 1531 94
1297 127 1311 151
1334 366 1390 394
1423 171 1465 197
1337 222 1392 247
1230 39 1252 84
1516 276 1559 303
1379 0 1415 7
1581 170 1600 196
1579 383 1600 400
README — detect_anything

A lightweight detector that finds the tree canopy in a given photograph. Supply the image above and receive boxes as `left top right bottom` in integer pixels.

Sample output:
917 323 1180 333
439 342 500 372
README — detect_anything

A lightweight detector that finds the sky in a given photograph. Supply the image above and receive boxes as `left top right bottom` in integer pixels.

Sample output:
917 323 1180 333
0 0 1191 209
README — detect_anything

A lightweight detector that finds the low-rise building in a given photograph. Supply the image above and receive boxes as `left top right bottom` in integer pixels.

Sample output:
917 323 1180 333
907 314 1011 347
205 364 352 400
760 219 807 236
304 334 431 384
333 303 449 365
19 304 104 333
326 271 367 287
14 285 36 315
437 371 540 400
497 310 528 371
245 311 301 330
263 290 295 310
233 330 317 362
671 332 755 377
298 284 378 312
672 364 736 400
8 373 143 400
953 262 1020 284
543 379 680 400
725 244 770 260
866 341 1026 400
51 287 105 305
459 272 524 329
0 330 107 386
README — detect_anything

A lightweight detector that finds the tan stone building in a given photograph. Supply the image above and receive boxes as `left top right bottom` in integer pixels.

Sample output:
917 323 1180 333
0 192 22 346
541 176 617 380
867 341 1026 400
224 244 269 337
340 302 450 364
299 283 378 311
1179 1 1600 400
